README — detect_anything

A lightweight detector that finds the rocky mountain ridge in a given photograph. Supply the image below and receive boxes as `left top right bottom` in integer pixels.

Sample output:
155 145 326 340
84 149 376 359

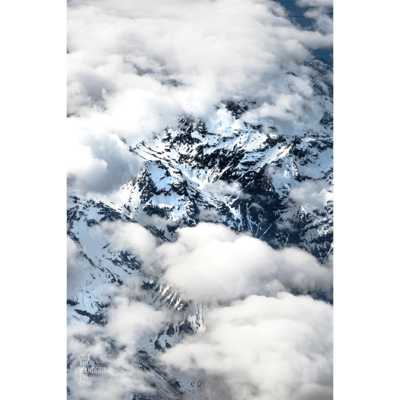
67 56 333 399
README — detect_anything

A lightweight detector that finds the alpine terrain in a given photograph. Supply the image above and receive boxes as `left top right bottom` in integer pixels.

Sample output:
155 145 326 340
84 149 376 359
67 56 333 399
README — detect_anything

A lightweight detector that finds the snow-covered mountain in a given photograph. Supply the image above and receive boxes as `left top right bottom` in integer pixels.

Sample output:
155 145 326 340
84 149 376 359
67 56 333 399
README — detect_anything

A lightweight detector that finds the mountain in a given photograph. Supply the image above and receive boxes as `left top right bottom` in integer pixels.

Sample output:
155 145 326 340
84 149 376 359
67 56 333 399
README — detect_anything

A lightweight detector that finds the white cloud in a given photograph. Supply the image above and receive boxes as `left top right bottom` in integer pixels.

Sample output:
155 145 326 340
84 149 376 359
294 0 333 37
99 221 332 304
67 0 333 195
67 117 141 194
67 284 170 400
155 223 332 303
296 0 333 7
161 293 333 400
203 180 250 199
98 221 159 274
304 7 333 36
69 220 333 398
66 1 334 396
289 179 332 209
67 236 91 299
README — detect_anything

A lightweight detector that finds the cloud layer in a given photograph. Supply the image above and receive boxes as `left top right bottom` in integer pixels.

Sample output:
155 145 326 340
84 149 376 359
69 220 333 399
67 1 334 398
67 0 333 195
289 179 332 209
67 279 170 400
162 293 333 400
102 221 332 303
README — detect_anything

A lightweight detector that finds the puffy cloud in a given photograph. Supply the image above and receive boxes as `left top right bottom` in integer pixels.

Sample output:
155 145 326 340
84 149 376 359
162 293 333 400
203 180 250 199
67 117 141 194
155 223 332 303
99 221 332 303
99 221 158 272
294 0 333 37
304 7 333 36
289 179 332 209
66 1 334 395
100 221 332 303
67 236 91 299
67 236 80 273
69 220 333 399
67 0 333 194
67 281 170 400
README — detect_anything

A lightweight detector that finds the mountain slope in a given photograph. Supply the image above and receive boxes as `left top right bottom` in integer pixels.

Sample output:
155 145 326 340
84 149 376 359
67 56 333 399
